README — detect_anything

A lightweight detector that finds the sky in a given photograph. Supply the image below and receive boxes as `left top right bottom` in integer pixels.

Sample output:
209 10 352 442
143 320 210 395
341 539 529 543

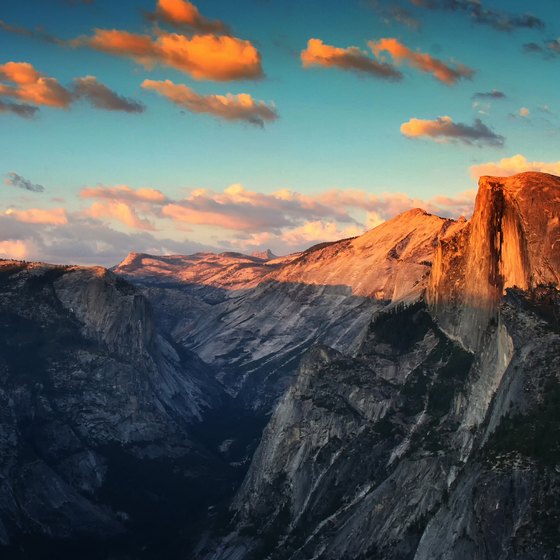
0 0 559 266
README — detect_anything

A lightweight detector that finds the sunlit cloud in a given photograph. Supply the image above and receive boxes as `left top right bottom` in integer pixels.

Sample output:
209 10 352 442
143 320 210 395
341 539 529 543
0 239 30 260
0 61 72 107
5 207 68 225
151 0 230 34
142 79 277 126
369 38 474 85
470 154 560 178
301 38 402 80
81 184 168 204
80 29 263 81
85 200 157 231
4 172 44 193
401 116 504 146
0 61 145 117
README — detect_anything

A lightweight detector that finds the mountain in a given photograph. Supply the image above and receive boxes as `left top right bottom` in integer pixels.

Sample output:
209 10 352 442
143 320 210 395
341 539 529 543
0 262 237 558
196 172 560 560
115 209 461 411
251 249 278 261
0 172 559 560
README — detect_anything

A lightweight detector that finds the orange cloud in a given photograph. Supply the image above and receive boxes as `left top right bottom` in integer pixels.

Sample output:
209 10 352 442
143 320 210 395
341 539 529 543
142 79 277 126
153 0 229 34
0 239 29 260
162 203 257 230
85 200 156 230
5 207 68 225
301 38 402 80
470 154 560 178
401 116 504 146
81 184 167 203
369 38 474 85
84 29 263 81
0 61 72 107
281 221 364 246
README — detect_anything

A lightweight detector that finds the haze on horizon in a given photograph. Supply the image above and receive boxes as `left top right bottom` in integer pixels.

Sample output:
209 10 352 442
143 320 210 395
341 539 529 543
0 0 559 266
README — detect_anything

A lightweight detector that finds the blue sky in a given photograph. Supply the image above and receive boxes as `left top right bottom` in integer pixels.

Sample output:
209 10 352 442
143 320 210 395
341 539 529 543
0 0 559 264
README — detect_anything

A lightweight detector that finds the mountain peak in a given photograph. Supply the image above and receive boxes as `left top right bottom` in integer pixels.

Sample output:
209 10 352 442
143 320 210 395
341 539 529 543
251 249 277 261
428 171 560 350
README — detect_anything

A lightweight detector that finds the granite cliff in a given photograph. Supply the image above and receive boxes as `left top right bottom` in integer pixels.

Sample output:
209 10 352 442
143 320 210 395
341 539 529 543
196 172 560 560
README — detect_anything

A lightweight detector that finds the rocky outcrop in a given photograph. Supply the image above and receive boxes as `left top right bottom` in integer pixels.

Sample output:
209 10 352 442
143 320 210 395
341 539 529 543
427 172 560 350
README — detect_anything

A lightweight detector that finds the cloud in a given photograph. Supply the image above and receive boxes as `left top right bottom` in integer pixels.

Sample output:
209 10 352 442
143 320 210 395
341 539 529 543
0 61 73 107
412 0 545 32
0 99 38 118
4 172 44 192
81 29 263 81
81 184 168 203
470 154 560 178
0 61 146 117
5 207 68 225
72 76 145 113
0 239 30 260
369 38 474 85
368 1 422 29
1 178 478 262
0 214 217 267
141 79 277 126
84 201 156 230
281 221 364 247
523 39 560 59
151 0 229 34
400 116 504 146
472 89 506 100
300 38 402 80
79 185 167 230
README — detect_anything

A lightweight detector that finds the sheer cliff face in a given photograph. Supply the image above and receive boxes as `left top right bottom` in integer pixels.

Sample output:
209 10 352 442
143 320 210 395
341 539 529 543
115 210 461 411
199 172 560 560
428 172 560 351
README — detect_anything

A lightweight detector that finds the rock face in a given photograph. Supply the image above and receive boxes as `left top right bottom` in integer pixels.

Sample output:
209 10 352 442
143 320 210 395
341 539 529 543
116 209 461 411
427 172 560 350
0 261 228 558
197 172 560 560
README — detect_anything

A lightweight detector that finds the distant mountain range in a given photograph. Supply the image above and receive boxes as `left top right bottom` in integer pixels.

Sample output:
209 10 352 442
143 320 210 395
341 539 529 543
0 172 559 559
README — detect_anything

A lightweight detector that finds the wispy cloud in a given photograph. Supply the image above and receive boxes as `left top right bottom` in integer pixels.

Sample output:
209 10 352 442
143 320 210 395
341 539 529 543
142 79 277 126
472 89 506 100
0 99 38 118
401 116 504 146
411 0 545 32
4 172 44 192
4 207 68 225
73 76 145 113
523 39 560 59
301 39 402 80
369 37 474 85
